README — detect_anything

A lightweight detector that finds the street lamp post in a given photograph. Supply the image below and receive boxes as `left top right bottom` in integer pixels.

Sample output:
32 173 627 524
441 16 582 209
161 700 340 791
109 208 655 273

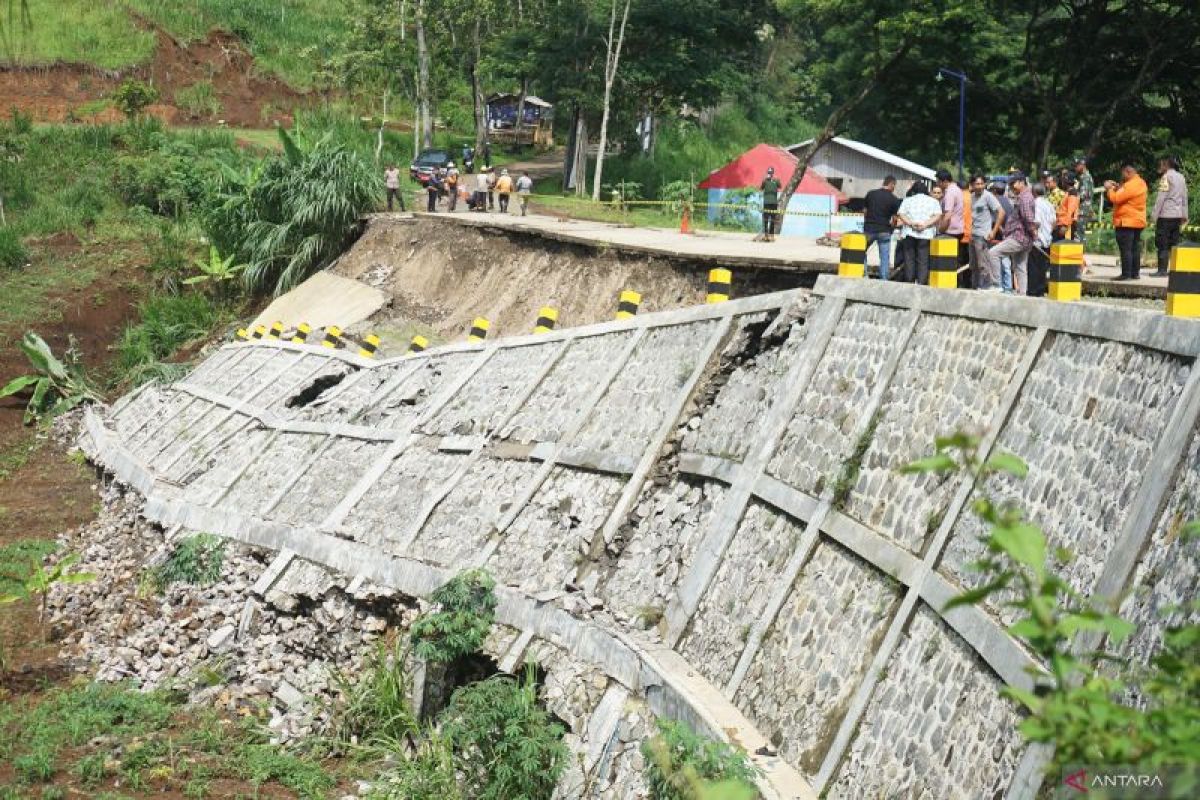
937 67 968 182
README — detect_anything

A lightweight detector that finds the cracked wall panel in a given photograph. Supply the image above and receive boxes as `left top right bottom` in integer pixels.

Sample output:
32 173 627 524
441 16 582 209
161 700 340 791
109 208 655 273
677 502 804 687
845 315 1029 553
601 478 728 620
268 438 389 526
164 412 253 485
340 447 466 550
143 398 222 472
501 332 632 445
126 391 195 460
487 466 626 594
766 302 911 498
258 355 354 412
573 321 720 461
682 307 811 463
213 348 283 398
110 385 174 444
940 335 1188 623
408 456 544 570
361 352 478 430
288 361 408 423
181 348 239 391
178 425 273 506
825 605 1024 800
734 539 900 778
421 343 556 437
221 432 326 515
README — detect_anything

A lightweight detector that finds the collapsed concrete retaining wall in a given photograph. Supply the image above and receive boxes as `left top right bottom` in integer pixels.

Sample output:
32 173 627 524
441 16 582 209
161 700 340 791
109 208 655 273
82 276 1200 799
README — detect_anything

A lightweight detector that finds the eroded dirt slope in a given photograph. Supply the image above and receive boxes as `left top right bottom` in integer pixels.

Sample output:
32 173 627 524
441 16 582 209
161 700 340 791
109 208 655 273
334 216 803 346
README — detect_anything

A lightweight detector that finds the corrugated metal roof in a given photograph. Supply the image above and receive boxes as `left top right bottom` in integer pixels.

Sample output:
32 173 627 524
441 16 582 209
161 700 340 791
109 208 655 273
785 136 936 180
487 93 553 108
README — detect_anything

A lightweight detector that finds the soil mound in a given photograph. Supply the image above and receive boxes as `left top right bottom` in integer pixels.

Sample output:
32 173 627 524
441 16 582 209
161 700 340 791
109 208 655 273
0 24 301 127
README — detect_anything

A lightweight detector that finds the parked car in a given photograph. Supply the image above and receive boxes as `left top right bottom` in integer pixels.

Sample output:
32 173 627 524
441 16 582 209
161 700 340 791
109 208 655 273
410 149 452 185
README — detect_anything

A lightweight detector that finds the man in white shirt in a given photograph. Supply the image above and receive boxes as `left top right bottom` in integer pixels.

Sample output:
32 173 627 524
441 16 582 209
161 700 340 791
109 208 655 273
1027 183 1056 296
895 182 943 284
384 165 404 212
516 172 533 216
474 170 490 212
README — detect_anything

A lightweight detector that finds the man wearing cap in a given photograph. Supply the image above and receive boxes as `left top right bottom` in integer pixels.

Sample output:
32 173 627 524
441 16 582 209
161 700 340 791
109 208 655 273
760 167 782 242
987 173 1037 295
1105 164 1148 280
1152 155 1189 277
1073 157 1094 241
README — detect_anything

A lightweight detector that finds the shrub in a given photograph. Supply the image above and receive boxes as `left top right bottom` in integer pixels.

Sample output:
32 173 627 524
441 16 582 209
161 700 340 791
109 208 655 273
367 732 461 800
642 719 759 800
114 138 214 217
0 227 29 269
149 533 225 590
202 127 379 296
176 81 222 119
440 666 567 800
409 568 497 664
112 78 159 119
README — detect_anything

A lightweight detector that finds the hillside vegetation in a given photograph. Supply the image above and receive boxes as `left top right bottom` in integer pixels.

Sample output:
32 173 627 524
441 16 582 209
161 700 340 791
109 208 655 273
1 0 345 87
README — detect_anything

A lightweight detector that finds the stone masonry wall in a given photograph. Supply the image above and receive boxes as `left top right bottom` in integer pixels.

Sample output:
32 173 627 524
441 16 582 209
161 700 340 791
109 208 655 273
86 278 1200 800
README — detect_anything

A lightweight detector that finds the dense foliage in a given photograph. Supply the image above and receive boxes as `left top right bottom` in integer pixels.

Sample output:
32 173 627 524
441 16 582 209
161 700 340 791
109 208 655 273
202 127 379 296
440 666 568 800
904 434 1200 785
148 533 226 591
642 719 759 800
409 568 497 664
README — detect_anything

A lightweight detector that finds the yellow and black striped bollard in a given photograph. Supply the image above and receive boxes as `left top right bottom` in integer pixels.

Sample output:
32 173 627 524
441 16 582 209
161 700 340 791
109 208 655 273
321 325 343 349
251 324 267 339
929 235 959 289
268 320 284 339
616 290 641 319
291 322 312 344
706 269 731 303
236 328 249 340
534 307 558 334
358 333 381 358
468 317 490 343
1166 243 1200 318
838 232 867 278
1047 240 1084 302
408 335 429 353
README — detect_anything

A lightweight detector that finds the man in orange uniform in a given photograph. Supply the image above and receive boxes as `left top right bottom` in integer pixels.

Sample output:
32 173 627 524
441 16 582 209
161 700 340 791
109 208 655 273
1105 164 1148 280
1055 176 1080 241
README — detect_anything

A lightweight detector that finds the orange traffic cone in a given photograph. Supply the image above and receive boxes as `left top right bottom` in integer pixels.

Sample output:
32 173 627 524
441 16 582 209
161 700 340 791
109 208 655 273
680 205 692 234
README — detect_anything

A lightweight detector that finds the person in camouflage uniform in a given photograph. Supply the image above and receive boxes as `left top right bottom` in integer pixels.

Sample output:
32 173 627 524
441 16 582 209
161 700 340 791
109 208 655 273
1072 156 1095 241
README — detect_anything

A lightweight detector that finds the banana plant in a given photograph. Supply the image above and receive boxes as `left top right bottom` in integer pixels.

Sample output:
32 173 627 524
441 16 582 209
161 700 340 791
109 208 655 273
0 552 95 632
183 246 245 296
0 332 99 424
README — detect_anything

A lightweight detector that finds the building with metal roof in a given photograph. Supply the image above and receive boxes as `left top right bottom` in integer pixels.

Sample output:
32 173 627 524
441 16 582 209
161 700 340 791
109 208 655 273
786 136 936 205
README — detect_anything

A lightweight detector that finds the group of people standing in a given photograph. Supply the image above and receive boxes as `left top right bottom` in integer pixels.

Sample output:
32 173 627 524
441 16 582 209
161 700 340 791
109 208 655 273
382 163 535 216
857 155 1189 293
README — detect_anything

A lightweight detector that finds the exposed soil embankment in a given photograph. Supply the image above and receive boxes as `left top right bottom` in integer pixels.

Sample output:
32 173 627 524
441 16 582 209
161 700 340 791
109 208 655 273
0 25 300 127
334 217 809 343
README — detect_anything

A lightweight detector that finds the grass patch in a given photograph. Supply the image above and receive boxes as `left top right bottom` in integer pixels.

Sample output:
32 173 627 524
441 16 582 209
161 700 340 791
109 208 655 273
115 292 225 386
1 1 156 69
832 414 879 510
0 436 40 482
0 683 340 795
